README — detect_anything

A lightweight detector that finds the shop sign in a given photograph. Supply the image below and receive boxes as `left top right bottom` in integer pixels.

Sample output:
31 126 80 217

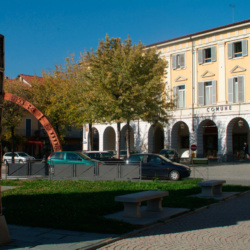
207 105 232 113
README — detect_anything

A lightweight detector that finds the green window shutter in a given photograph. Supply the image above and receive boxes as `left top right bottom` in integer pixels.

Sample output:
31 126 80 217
228 43 233 59
198 49 203 64
238 76 244 102
211 47 216 62
198 82 204 105
172 55 177 69
242 40 248 57
180 53 185 68
173 86 177 106
228 78 233 103
212 80 217 104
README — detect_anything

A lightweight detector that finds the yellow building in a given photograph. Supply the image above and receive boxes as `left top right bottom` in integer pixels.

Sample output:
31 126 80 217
144 19 250 161
85 19 250 161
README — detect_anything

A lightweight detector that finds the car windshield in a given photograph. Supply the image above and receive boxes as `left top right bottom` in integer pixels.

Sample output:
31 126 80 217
18 152 29 157
76 152 92 160
160 150 175 154
100 153 113 158
128 155 144 162
157 154 172 162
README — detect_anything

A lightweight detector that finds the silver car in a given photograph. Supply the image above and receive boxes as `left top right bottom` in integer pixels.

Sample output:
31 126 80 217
3 152 35 164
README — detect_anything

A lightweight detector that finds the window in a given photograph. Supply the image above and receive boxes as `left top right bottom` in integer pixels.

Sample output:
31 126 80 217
173 85 186 108
234 42 242 57
198 80 217 106
204 48 212 62
233 78 239 103
205 82 213 105
198 47 216 64
147 155 162 164
51 152 65 159
129 155 143 162
66 153 80 161
228 76 244 103
172 53 185 69
25 119 31 136
228 40 247 59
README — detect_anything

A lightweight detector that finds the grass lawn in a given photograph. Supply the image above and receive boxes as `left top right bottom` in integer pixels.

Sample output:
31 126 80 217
1 179 250 234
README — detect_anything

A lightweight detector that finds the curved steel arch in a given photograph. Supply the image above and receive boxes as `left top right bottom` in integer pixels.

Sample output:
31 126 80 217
4 92 62 152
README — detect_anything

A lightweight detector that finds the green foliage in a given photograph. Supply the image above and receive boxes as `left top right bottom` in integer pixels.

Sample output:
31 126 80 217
77 35 173 153
3 79 27 129
2 179 249 234
3 36 174 150
2 78 28 149
79 35 173 124
24 57 82 141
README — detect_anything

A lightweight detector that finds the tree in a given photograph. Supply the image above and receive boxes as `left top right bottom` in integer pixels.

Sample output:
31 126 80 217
25 59 80 143
2 78 27 162
80 35 173 157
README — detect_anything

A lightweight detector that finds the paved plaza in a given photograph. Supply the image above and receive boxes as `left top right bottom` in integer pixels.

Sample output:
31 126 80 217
99 191 250 250
1 162 250 249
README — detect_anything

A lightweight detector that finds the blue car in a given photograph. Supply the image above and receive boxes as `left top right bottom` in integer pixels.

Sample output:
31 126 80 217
126 153 191 181
47 151 100 165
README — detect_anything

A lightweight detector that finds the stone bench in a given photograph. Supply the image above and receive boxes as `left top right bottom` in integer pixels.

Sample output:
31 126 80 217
197 180 226 197
115 190 169 218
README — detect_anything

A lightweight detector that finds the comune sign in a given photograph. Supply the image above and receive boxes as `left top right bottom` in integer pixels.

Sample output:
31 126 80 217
190 144 197 151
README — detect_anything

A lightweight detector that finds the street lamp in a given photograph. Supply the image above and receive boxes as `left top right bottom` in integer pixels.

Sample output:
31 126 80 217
238 119 244 127
0 34 11 244
180 122 185 129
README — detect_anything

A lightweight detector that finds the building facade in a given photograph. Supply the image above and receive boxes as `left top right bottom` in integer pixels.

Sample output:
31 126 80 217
83 19 250 161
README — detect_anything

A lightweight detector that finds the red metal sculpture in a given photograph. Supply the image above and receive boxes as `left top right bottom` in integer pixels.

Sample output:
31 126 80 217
4 92 62 152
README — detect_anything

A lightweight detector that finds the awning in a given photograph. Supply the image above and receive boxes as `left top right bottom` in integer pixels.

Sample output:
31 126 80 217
26 141 44 147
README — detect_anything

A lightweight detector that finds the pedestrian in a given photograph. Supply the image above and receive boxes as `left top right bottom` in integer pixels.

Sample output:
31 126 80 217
243 142 249 159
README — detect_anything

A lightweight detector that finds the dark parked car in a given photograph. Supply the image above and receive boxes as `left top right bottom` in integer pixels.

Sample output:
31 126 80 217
118 150 138 160
159 149 180 163
84 151 123 163
126 153 191 181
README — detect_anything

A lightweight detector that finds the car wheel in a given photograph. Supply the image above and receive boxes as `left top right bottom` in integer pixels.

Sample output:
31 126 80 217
4 160 8 165
19 160 24 164
169 170 180 181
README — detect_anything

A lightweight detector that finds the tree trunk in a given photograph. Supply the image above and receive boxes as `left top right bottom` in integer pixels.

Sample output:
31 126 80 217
126 120 131 158
88 123 93 151
11 127 15 163
117 122 121 159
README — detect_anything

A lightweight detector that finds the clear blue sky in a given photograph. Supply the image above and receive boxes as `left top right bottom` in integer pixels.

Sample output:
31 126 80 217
1 0 250 78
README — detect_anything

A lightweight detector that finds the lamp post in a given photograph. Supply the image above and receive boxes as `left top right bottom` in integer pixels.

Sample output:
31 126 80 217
238 119 244 127
0 34 11 245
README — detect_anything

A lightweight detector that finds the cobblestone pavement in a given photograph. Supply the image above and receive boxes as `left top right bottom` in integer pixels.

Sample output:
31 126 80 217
99 192 250 250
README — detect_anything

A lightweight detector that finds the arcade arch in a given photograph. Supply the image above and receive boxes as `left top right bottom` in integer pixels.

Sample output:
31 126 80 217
171 121 189 156
148 123 164 153
197 119 218 158
90 127 99 151
227 117 249 159
103 126 116 151
121 124 134 150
